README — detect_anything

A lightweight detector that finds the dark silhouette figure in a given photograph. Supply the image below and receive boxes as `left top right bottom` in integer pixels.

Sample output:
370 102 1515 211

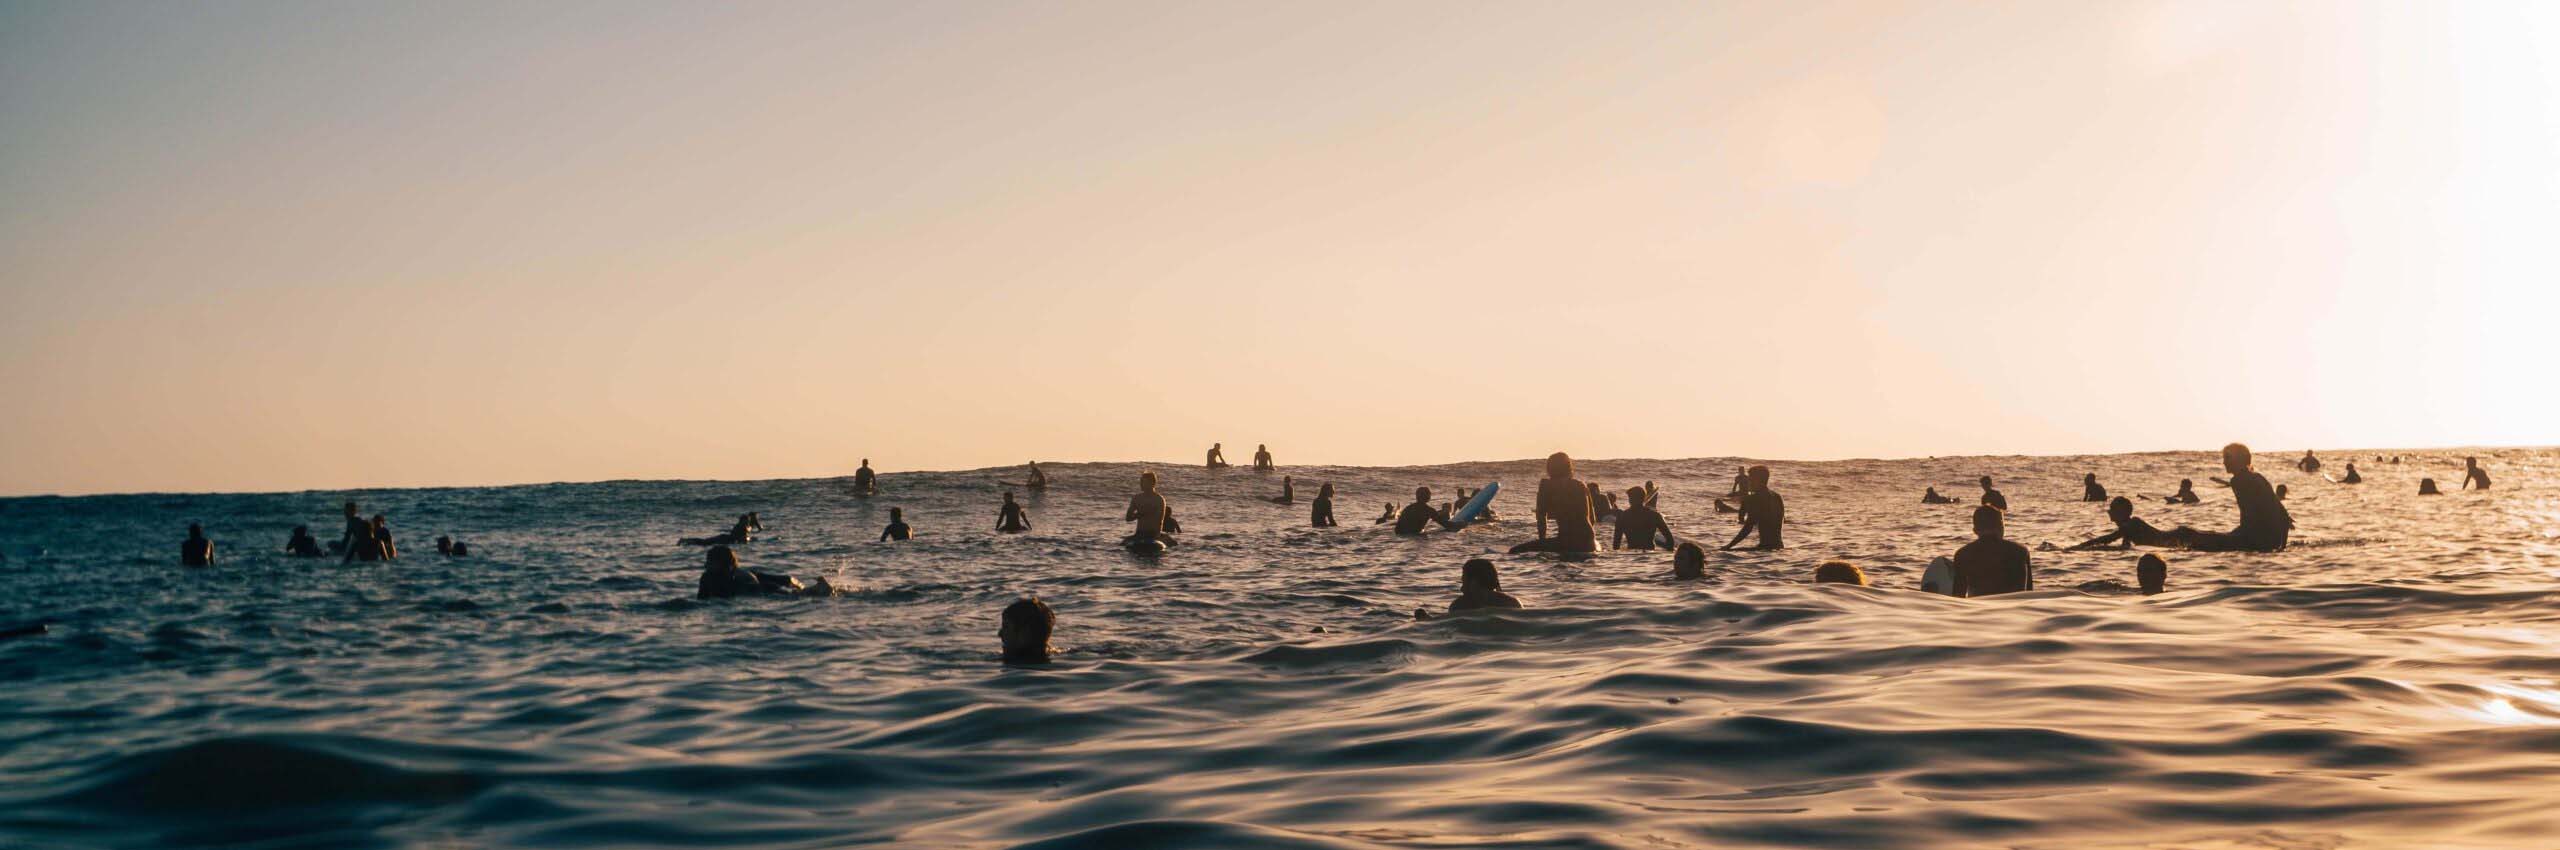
1813 561 1866 586
880 508 911 541
2137 554 2168 595
1268 475 1295 505
1722 465 1784 550
1126 471 1173 547
2419 478 2441 496
435 535 455 556
2341 463 2363 484
452 540 470 557
1026 462 1048 491
1509 453 1597 555
2164 479 2201 505
2083 473 2107 502
339 501 376 563
1394 487 1458 535
370 515 398 561
681 513 759 547
180 523 214 567
1414 559 1521 620
2276 483 2289 501
1311 483 1338 528
1921 486 1958 504
2463 457 2492 490
853 459 876 495
1671 542 1706 580
284 525 325 558
2298 450 2321 473
697 545 828 599
1205 444 1229 469
997 493 1030 533
1952 505 2031 597
1612 486 1676 551
1000 597 1054 665
1253 444 1274 471
2068 496 2199 550
2187 443 2293 553
1372 502 1396 524
1978 476 2008 511
1729 466 1748 497
1585 482 1623 522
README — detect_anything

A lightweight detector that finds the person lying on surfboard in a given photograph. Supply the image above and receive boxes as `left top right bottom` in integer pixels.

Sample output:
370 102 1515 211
2066 497 2199 551
1921 487 1958 504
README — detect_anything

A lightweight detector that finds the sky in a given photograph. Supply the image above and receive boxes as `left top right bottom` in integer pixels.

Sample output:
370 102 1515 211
4 1 2559 496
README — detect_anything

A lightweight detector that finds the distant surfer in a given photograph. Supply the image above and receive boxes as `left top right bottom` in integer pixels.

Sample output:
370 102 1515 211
1125 471 1174 549
1586 483 1622 522
696 545 830 599
879 508 912 541
1373 502 1396 524
1721 465 1784 550
1205 444 1229 469
1921 487 1957 504
1311 483 1338 528
1951 505 2031 597
1026 462 1048 491
1977 476 2007 511
2462 456 2491 490
2185 443 2293 553
997 492 1030 533
1268 475 1295 505
1728 466 1748 497
1413 559 1521 620
2067 497 2198 551
2164 479 2201 504
853 459 876 495
2297 450 2321 473
1611 486 1676 551
2340 462 2362 484
2137 554 2168 595
1814 561 1867 586
1000 598 1054 665
2082 473 2107 502
339 502 376 563
370 515 398 560
1508 452 1597 555
180 523 215 567
1253 444 1274 471
1394 487 1458 535
2418 477 2441 495
1671 541 1706 580
284 525 325 558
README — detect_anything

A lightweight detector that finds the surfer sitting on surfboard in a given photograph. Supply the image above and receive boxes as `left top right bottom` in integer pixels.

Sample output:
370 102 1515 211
996 492 1030 533
1508 453 1599 555
1026 462 1047 490
1268 475 1294 505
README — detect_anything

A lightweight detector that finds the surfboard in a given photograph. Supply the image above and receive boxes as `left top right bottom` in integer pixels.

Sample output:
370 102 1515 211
1921 556 1956 596
1448 482 1501 528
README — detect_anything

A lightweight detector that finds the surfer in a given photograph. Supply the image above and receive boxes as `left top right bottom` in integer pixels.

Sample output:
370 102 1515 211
2298 450 2321 473
853 459 876 494
1373 502 1396 524
2137 554 2168 595
2185 443 2293 553
1978 476 2008 511
451 540 471 557
1671 542 1706 580
1205 444 1229 469
2276 483 2289 501
1253 444 1274 471
370 515 398 560
1721 465 1784 550
339 502 376 564
180 523 215 567
680 514 757 547
1000 598 1054 665
1814 561 1867 586
1951 505 2032 597
1394 487 1458 535
2462 457 2491 490
879 508 912 542
2164 479 2201 504
1587 483 1622 522
435 536 455 556
1508 452 1597 555
2341 462 2363 484
1728 466 1748 497
1311 483 1339 527
696 545 830 599
1612 486 1676 551
1268 475 1295 505
997 492 1031 532
1125 471 1173 547
1921 487 1958 504
1026 462 1048 490
1413 559 1522 620
2083 473 2107 502
2067 497 2198 550
2419 477 2441 495
284 525 325 558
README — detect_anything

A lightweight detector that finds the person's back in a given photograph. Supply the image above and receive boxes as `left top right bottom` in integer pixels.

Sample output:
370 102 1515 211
1536 477 1596 551
1723 466 1784 550
1613 487 1673 551
854 460 876 492
1254 445 1273 470
2225 469 2289 550
2342 463 2362 484
1127 473 1169 538
1952 507 2030 597
285 526 324 558
998 496 1030 532
1311 484 1338 528
881 508 912 541
2464 458 2491 490
1444 559 1522 614
2083 474 2106 502
1979 477 2008 511
181 525 214 567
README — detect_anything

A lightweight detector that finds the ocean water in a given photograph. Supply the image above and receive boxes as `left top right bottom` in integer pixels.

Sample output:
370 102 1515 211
3 449 2557 850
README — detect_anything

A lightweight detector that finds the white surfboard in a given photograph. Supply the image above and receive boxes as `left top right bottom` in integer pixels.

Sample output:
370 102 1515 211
1921 556 1956 596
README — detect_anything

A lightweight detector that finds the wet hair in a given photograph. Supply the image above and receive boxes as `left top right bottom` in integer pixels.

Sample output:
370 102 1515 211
1980 475 1994 487
698 545 743 599
2223 442 2252 468
1972 505 2005 538
1139 470 1158 490
1317 483 1334 499
1626 486 1647 503
2275 484 2288 499
1748 465 1770 485
1672 542 1705 579
1461 558 1501 592
890 507 904 520
2418 477 2439 494
1546 452 1573 480
2178 478 2193 490
704 545 740 571
1000 597 1054 664
2108 496 2134 520
292 525 310 536
2136 554 2168 595
1414 486 1432 502
187 523 204 538
1813 561 1866 586
344 501 359 515
2084 472 2096 482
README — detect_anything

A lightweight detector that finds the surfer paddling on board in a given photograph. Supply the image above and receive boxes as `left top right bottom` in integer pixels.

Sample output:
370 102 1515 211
1612 486 1676 551
1508 452 1598 555
1394 487 1458 535
996 492 1030 533
1205 444 1229 469
1722 465 1784 550
2066 497 2200 551
1311 483 1339 527
1922 487 1958 504
1125 471 1174 550
2185 443 2292 552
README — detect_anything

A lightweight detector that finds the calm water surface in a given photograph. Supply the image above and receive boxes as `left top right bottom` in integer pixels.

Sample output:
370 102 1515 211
3 450 2557 849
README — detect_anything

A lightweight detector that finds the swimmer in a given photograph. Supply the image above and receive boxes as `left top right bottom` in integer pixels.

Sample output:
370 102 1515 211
1394 487 1458 535
435 536 454 556
1721 465 1785 551
2137 553 2168 595
2276 483 2289 501
1268 475 1295 505
1612 486 1676 551
284 525 325 558
2164 479 2201 504
695 545 830 599
180 523 215 567
1413 558 1522 620
2419 477 2441 495
1813 561 1867 586
1311 483 1338 528
1373 502 1397 525
2341 462 2362 484
1026 461 1048 490
1507 452 1598 555
1978 476 2008 511
2297 450 2321 473
1671 541 1706 580
339 501 375 564
2462 457 2491 490
997 492 1031 533
1205 443 1229 469
1000 598 1054 665
2067 497 2200 550
1951 505 2032 597
2184 443 2294 553
1125 471 1173 546
2083 473 2107 502
853 459 876 494
451 540 470 557
879 508 911 542
371 515 398 560
1921 487 1958 504
1253 444 1274 471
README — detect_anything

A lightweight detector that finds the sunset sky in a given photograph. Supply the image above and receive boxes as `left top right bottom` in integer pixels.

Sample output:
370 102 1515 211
5 1 2558 496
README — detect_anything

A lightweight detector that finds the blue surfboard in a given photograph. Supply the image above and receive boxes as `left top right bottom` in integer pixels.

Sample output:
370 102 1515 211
1448 482 1501 528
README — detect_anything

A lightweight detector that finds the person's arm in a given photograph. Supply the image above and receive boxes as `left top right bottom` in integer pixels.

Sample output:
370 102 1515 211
1950 554 1970 598
1722 508 1754 550
1534 483 1551 540
1126 498 1141 522
2066 529 2126 551
1655 516 1677 549
879 526 892 542
1612 520 1627 550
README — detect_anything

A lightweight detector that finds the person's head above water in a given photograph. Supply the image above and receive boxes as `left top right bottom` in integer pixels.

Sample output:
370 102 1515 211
1672 542 1705 579
1813 561 1866 586
889 507 904 521
2137 554 2168 595
2178 478 2194 491
1003 491 1017 504
2419 477 2440 494
1317 483 1334 499
1546 452 1574 481
2222 443 2253 475
1747 465 1771 490
1139 471 1159 493
1626 486 1647 505
1412 486 1432 504
1980 475 1995 490
2085 473 2097 483
292 524 310 537
999 597 1054 665
1461 558 1502 594
1972 505 2005 540
2108 496 2135 522
343 501 359 518
187 523 204 540
704 545 740 574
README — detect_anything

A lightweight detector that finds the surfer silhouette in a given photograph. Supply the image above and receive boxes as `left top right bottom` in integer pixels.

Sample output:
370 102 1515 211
1952 505 2031 597
997 492 1030 532
1721 465 1784 550
1311 483 1338 527
180 523 214 567
1000 597 1054 665
1414 559 1521 620
1612 486 1676 550
2463 457 2491 490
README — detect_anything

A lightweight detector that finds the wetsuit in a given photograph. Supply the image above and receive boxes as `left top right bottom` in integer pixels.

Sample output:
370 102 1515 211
997 503 1029 532
880 521 910 542
180 536 213 567
1394 500 1454 535
1612 505 1675 551
2084 481 2107 502
1311 496 1337 528
2190 471 2291 552
1981 489 2008 511
1731 488 1784 549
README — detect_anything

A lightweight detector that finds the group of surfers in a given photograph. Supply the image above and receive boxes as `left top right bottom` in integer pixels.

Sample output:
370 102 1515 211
181 500 468 568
